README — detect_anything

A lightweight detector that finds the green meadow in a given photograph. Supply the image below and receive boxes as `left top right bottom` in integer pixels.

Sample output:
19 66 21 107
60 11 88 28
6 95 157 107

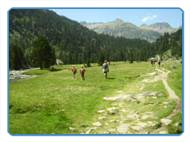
9 61 182 134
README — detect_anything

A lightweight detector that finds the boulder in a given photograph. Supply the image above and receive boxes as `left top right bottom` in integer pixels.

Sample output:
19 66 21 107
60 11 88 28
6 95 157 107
92 121 102 127
161 118 172 125
97 110 105 114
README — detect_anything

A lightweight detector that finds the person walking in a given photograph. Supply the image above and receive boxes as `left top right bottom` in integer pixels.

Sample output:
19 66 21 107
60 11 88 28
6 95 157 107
102 60 109 79
71 65 77 79
158 60 161 67
80 65 86 80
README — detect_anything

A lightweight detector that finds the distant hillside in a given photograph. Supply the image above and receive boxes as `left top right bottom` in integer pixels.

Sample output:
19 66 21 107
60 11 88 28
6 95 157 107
10 9 155 69
140 22 177 34
82 19 177 42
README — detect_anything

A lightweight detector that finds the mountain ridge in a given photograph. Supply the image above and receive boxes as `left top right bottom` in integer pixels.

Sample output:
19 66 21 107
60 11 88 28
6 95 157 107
81 19 178 42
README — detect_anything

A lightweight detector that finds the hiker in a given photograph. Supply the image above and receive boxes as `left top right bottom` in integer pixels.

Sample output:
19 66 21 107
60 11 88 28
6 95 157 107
158 60 161 67
71 65 77 79
150 58 156 66
80 65 86 80
102 60 109 79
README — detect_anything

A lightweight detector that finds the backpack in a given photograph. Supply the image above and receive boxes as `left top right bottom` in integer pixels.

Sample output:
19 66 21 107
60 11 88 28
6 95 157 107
103 63 109 72
103 63 108 69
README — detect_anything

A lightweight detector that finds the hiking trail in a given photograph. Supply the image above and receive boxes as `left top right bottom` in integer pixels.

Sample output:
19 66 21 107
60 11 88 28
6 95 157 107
81 67 181 134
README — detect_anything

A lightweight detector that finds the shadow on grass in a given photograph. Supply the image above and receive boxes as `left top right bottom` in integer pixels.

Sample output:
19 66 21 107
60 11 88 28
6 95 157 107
107 77 115 80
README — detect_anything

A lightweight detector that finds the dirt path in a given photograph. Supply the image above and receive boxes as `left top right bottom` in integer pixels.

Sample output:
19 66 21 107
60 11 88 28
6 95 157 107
156 68 181 117
156 68 179 100
82 67 181 134
152 68 181 133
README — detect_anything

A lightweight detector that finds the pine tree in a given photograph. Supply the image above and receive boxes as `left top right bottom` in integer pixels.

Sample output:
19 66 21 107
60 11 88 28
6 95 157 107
32 36 56 69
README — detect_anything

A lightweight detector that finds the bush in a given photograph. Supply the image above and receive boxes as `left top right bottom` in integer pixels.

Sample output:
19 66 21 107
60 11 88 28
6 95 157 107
49 66 62 72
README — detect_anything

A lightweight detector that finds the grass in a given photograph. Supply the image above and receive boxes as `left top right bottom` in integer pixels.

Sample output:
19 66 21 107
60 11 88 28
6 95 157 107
23 69 50 75
168 64 182 98
163 59 182 98
9 61 182 134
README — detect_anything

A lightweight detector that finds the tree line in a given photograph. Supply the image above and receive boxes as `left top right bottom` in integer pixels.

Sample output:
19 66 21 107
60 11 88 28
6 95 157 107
9 9 182 70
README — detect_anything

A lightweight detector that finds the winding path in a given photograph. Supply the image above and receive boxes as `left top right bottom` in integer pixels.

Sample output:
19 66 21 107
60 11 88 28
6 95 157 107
156 68 179 100
83 67 181 134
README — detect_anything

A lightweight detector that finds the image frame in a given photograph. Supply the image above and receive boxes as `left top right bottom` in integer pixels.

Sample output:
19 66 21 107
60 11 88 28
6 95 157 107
7 7 185 136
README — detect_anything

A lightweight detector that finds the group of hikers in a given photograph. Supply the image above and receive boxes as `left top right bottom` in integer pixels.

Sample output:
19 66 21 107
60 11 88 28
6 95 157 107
150 59 161 67
71 65 86 80
71 60 110 80
71 57 161 80
150 56 162 67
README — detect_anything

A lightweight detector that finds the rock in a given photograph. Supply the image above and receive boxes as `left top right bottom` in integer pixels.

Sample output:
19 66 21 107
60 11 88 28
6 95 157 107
142 92 158 97
97 110 105 114
147 72 157 76
121 108 127 113
107 107 118 115
92 122 102 127
103 131 109 134
164 105 168 108
105 122 109 126
137 122 148 127
141 112 154 120
163 101 169 105
69 127 76 132
141 115 150 120
159 130 168 134
175 122 180 127
98 116 106 120
134 94 145 102
108 128 116 133
148 92 157 96
104 95 128 102
152 96 157 99
104 96 118 101
110 119 119 123
85 127 96 134
111 103 118 107
142 79 149 83
157 93 163 97
146 121 158 127
127 112 139 120
131 125 143 131
117 124 128 133
54 109 65 114
9 70 36 80
131 122 147 131
117 90 124 94
161 118 172 125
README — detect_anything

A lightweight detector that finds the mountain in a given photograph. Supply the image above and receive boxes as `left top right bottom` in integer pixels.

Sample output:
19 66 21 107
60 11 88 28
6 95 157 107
140 22 177 34
9 9 155 69
82 19 177 42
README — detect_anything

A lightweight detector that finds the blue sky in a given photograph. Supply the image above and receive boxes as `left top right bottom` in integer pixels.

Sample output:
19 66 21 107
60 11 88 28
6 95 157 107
51 8 182 28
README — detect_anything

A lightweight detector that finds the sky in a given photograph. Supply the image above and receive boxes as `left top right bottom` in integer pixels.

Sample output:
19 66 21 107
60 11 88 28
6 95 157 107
51 8 182 28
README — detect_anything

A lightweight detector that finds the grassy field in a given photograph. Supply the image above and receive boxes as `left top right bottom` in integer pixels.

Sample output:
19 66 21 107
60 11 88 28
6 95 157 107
9 61 182 134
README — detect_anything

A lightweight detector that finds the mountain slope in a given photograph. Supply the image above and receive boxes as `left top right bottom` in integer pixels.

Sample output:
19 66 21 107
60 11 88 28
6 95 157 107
82 19 177 42
10 9 155 69
140 22 177 34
